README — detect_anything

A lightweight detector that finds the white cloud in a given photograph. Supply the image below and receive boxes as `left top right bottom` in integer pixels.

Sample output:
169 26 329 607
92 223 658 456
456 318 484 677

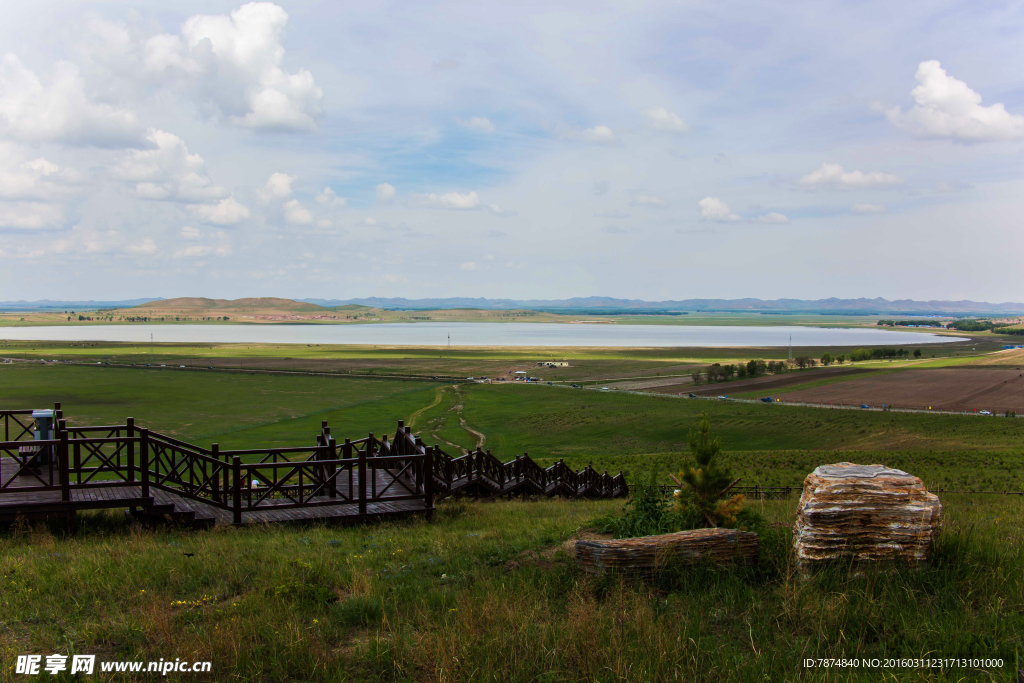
851 203 887 214
316 218 333 228
124 238 157 255
257 172 295 203
145 3 323 131
757 212 789 224
0 152 82 200
315 187 347 208
886 60 1024 141
642 106 689 133
0 202 64 229
282 198 313 225
935 181 974 193
364 217 377 226
186 195 250 224
629 193 669 208
173 242 231 258
376 183 397 202
698 196 740 222
565 125 617 144
602 224 635 234
485 203 516 217
413 191 480 209
173 229 231 258
797 163 903 190
112 129 228 202
460 261 479 270
457 116 495 133
0 54 146 147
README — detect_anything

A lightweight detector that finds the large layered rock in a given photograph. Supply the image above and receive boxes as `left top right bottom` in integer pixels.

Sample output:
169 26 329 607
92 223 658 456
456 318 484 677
574 527 759 575
794 462 942 567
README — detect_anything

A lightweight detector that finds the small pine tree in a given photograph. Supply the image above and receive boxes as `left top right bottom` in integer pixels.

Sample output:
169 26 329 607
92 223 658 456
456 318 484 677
672 413 744 527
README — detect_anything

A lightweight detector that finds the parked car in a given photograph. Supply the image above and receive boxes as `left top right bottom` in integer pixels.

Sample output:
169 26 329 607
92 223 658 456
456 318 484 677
601 387 609 391
760 397 773 403
860 404 870 409
571 384 580 388
717 395 727 399
688 393 697 398
979 410 993 416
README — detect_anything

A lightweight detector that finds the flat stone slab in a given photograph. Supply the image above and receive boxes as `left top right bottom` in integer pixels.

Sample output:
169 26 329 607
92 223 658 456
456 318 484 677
574 527 759 575
794 462 942 566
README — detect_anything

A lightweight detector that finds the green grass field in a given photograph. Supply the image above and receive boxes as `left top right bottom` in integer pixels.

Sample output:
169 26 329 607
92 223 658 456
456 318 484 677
1 496 1020 682
4 363 1024 489
2 361 1024 681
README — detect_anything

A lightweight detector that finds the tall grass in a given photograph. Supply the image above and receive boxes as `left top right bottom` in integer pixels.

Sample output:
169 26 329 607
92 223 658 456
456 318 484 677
1 496 1020 682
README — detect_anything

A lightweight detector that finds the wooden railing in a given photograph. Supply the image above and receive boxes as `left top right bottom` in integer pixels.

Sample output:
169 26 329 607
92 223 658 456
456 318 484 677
0 407 627 524
0 408 435 523
0 410 35 442
386 421 628 500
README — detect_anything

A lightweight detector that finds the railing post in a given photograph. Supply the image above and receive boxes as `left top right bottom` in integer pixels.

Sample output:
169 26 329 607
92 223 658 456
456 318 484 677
59 431 69 502
140 428 150 504
328 436 337 498
358 443 367 515
232 456 242 525
127 418 135 483
424 446 434 514
212 444 220 502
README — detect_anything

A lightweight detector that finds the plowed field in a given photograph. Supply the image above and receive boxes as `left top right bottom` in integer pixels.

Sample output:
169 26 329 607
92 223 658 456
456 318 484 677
781 367 1024 413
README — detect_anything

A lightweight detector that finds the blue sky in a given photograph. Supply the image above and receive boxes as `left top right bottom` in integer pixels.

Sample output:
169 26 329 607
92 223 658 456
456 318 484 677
1 1 1023 301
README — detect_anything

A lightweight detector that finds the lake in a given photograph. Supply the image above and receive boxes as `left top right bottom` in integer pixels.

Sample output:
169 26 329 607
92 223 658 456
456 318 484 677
0 323 966 347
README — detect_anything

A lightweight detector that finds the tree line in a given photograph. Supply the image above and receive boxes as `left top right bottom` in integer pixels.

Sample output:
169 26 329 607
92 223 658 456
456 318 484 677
692 347 925 384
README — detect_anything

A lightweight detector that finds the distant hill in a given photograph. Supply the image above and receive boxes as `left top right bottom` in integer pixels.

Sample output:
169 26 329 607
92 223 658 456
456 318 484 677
5 296 1024 316
134 297 329 313
0 298 162 310
122 297 333 315
301 296 1024 315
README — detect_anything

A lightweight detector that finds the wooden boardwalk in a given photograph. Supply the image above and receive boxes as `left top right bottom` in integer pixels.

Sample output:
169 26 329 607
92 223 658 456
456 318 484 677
0 406 627 529
0 457 426 526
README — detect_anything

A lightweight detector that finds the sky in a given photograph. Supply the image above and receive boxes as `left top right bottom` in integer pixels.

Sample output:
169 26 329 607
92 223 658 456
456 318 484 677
1 0 1023 302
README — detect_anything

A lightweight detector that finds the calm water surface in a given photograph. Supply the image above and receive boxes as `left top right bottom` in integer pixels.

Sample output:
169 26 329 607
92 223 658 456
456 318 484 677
0 323 966 347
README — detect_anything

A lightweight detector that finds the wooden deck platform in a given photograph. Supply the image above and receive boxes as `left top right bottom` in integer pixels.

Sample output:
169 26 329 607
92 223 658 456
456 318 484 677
0 408 626 531
0 457 428 526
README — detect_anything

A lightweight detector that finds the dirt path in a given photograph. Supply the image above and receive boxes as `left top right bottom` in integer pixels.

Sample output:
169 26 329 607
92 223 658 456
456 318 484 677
450 385 487 449
407 386 445 430
417 385 487 454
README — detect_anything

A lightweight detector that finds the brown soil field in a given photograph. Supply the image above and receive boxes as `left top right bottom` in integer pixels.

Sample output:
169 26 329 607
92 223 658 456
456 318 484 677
781 367 1024 413
643 366 874 396
958 347 1024 366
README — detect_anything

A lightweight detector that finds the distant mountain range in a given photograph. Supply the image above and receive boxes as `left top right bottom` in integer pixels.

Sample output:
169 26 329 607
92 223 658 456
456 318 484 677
2 296 1023 315
0 298 162 310
298 296 1024 315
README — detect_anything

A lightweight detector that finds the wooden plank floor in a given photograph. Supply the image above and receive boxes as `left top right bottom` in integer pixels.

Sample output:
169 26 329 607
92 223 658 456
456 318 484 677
0 457 428 525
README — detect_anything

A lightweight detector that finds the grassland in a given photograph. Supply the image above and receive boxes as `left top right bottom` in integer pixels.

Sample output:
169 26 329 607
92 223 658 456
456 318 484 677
3 361 1024 681
4 363 1024 489
1 495 1020 682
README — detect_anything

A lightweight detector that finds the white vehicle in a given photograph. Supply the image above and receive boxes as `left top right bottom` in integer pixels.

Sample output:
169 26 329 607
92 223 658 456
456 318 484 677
601 387 610 391
979 410 993 416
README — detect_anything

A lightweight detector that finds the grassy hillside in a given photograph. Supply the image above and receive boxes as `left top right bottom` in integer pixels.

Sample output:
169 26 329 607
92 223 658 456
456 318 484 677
3 363 1024 490
1 496 1019 682
2 362 1023 681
